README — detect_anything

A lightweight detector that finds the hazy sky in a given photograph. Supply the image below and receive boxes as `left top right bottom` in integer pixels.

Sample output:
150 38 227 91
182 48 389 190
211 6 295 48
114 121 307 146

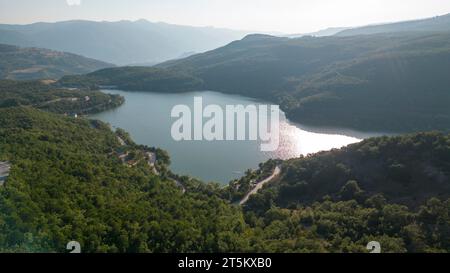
1 0 450 33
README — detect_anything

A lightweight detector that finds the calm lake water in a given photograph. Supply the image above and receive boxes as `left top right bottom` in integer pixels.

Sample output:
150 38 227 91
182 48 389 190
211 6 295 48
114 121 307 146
91 90 384 184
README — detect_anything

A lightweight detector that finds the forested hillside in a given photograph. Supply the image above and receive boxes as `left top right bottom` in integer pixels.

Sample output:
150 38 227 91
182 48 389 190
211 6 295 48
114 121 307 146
0 80 123 114
0 107 248 252
160 32 450 132
0 107 448 252
231 132 450 252
62 32 450 132
59 66 203 93
243 132 450 210
1 15 449 253
0 44 112 80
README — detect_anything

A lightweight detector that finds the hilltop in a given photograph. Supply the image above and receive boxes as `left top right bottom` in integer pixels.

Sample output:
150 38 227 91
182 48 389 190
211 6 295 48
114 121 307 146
0 44 113 80
62 31 450 132
336 13 450 36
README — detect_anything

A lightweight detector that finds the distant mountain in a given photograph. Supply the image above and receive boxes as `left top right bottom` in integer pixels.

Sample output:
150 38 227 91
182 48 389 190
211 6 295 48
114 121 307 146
127 52 198 67
159 32 450 132
0 44 113 80
64 31 450 132
336 13 450 36
287 27 351 38
0 20 250 65
59 66 203 92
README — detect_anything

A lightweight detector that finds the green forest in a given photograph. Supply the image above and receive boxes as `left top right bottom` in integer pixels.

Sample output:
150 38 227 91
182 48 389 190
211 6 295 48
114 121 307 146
0 80 124 114
0 19 449 253
159 32 450 132
0 44 112 81
59 66 204 93
0 105 448 252
60 32 450 132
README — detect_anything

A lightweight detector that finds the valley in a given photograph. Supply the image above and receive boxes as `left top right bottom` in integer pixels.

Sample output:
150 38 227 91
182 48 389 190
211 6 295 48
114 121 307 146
0 106 448 253
61 31 450 133
0 7 449 254
90 89 378 183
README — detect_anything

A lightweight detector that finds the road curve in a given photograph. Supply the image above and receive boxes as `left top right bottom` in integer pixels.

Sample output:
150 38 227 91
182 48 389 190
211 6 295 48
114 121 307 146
239 166 281 205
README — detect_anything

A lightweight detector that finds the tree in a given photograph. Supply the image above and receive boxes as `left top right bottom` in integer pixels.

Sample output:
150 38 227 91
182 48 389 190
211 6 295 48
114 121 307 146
339 180 363 201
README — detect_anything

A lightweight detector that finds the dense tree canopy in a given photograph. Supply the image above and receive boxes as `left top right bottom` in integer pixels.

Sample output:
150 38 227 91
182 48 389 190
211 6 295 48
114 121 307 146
59 66 204 93
0 107 248 253
0 80 124 114
0 107 448 253
61 32 450 132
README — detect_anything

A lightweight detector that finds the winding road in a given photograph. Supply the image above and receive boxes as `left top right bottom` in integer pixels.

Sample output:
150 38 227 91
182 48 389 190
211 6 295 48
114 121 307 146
239 166 281 205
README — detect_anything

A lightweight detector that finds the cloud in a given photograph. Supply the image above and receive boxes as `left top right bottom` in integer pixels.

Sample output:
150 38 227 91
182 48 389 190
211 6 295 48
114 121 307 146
66 0 82 6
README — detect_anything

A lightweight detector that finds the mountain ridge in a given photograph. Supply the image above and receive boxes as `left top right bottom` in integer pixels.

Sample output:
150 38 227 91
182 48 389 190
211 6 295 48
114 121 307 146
0 43 113 80
61 31 450 132
0 19 251 65
336 13 450 36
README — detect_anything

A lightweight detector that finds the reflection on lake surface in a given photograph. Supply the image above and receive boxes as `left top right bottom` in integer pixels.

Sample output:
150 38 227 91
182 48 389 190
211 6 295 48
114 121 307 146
91 90 385 184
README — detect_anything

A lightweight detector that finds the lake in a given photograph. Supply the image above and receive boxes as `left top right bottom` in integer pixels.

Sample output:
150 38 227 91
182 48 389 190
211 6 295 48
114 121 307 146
91 90 384 184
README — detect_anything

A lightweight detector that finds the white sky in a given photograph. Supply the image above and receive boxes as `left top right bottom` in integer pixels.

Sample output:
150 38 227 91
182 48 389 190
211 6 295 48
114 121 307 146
1 0 450 33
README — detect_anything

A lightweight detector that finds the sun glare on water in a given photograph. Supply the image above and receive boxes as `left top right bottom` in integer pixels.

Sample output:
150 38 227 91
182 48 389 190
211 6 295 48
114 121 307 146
271 117 362 160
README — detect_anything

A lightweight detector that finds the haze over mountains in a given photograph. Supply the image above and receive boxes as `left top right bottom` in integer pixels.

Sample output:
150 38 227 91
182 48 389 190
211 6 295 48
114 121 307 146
60 12 450 133
336 13 450 36
148 13 450 132
287 27 351 38
1 4 450 254
3 12 450 130
0 43 112 80
2 13 450 67
0 19 250 65
287 13 450 37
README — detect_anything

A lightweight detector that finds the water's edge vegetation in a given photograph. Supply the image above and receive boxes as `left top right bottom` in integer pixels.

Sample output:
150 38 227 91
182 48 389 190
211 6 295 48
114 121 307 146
0 80 449 253
60 31 450 133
